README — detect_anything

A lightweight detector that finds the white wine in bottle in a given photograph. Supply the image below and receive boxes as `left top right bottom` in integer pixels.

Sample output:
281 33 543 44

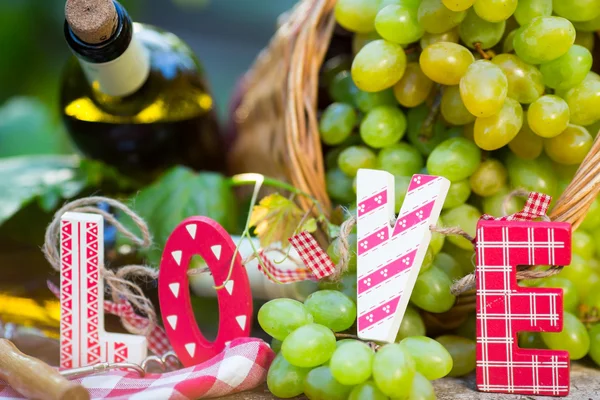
60 0 224 180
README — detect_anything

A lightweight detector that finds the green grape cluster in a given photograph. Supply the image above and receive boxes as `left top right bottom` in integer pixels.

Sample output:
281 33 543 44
317 0 600 385
259 293 471 399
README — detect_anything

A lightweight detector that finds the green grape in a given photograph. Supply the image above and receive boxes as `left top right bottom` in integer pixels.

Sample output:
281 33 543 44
540 45 592 91
540 312 590 360
378 142 424 176
395 305 426 341
393 63 434 107
469 159 507 197
352 40 407 92
327 168 355 204
329 70 359 105
394 176 412 213
407 372 436 400
349 381 389 400
355 89 396 112
304 290 357 332
586 119 600 137
338 146 378 177
508 117 544 160
418 0 467 34
304 366 354 400
506 153 557 197
527 95 570 138
474 97 523 151
406 104 448 155
353 31 383 55
427 137 481 182
564 77 600 126
271 338 282 353
419 42 474 85
399 336 453 380
582 284 600 311
553 0 600 22
514 0 552 25
454 312 476 339
591 258 600 271
573 14 600 32
335 0 382 33
430 218 446 253
327 234 358 272
441 85 476 126
572 230 596 259
435 335 476 377
443 179 471 209
330 340 374 385
321 55 353 89
442 204 480 249
372 343 416 398
544 124 593 165
267 353 311 398
411 266 456 312
281 323 336 368
537 276 579 313
319 103 357 145
581 197 600 230
360 106 407 148
558 254 597 299
557 70 600 97
513 16 576 64
379 0 422 9
575 31 596 52
459 60 508 117
482 186 524 217
375 4 424 44
434 252 463 281
258 299 314 341
491 54 544 104
318 273 358 303
519 331 547 349
442 0 475 11
588 324 600 367
459 8 506 49
419 246 436 275
503 29 517 53
473 0 517 22
420 28 460 49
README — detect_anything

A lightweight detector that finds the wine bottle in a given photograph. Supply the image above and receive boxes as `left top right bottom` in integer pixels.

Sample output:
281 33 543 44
60 0 224 180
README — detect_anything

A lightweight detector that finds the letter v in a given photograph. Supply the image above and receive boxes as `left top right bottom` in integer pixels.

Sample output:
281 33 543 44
356 170 450 343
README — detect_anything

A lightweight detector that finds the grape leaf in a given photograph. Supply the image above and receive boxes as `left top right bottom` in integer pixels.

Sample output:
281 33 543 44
121 166 238 266
249 193 317 249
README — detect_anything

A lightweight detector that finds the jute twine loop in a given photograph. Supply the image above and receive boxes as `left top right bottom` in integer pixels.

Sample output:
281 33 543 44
328 215 356 280
42 197 158 336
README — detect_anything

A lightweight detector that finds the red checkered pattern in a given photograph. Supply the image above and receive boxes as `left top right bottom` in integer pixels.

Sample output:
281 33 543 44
475 220 572 396
288 231 335 279
48 281 174 359
481 192 551 221
0 338 274 400
257 251 315 283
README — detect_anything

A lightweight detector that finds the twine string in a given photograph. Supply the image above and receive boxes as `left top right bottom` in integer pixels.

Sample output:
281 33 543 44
42 197 158 336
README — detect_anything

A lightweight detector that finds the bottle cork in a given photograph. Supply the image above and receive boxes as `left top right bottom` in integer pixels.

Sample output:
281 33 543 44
65 0 118 44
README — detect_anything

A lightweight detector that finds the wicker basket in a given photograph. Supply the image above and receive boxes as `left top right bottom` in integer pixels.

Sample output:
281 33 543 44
228 0 600 329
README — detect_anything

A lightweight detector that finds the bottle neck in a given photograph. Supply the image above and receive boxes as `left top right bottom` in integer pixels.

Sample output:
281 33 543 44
64 1 150 97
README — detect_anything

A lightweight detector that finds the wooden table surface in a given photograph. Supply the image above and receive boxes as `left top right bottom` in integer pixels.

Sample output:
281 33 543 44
2 236 600 399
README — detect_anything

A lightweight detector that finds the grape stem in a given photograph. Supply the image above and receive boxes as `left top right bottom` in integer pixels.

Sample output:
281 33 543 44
473 42 491 60
334 333 381 351
418 84 442 141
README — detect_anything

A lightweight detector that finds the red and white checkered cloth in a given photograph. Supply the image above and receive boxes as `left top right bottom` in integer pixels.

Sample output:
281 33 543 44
47 281 174 359
257 231 335 283
0 337 275 400
481 192 551 222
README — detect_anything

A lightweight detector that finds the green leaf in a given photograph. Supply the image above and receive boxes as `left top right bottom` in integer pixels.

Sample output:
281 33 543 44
249 193 308 249
0 155 87 225
0 97 73 157
122 166 237 266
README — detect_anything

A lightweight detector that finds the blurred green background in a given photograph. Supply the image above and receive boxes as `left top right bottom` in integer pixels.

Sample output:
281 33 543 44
0 0 296 156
